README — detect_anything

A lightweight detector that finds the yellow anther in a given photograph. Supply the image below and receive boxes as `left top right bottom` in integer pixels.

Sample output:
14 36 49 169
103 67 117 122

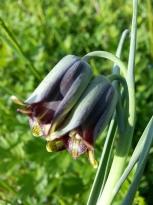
46 141 64 152
46 141 56 152
32 121 42 137
88 150 98 169
10 96 24 106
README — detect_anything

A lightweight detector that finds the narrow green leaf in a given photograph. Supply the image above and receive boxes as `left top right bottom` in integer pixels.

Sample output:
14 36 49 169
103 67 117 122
87 118 117 205
121 116 153 205
97 1 138 203
82 50 127 77
87 29 129 205
112 116 153 199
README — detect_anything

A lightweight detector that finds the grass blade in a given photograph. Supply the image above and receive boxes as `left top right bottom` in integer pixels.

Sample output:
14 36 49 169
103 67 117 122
121 116 153 205
87 29 129 205
112 116 153 199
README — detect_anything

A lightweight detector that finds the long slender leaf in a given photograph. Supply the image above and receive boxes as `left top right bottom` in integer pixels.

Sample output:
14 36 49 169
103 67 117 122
121 116 153 205
112 116 153 199
87 119 117 205
87 29 129 205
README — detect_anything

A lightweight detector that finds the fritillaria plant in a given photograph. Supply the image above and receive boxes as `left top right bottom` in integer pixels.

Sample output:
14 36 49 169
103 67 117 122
11 0 153 204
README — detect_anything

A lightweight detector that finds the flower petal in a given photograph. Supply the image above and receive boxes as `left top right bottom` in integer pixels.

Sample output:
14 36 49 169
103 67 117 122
47 76 112 140
64 134 87 159
93 86 118 139
52 60 93 128
25 55 80 104
28 101 61 136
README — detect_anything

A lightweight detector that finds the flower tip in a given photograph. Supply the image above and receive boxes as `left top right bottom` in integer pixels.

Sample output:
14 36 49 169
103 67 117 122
46 141 65 152
92 160 98 169
46 142 53 152
10 96 24 106
88 150 98 169
17 108 32 115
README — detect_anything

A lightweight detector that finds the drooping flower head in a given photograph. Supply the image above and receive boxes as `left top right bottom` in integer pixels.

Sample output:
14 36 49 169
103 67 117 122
47 76 118 168
12 55 117 168
12 54 92 137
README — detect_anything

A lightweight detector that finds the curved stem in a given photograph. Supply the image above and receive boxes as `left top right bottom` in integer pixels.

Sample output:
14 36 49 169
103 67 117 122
109 74 129 133
108 74 128 93
82 51 127 77
113 29 129 74
87 29 129 205
97 0 138 204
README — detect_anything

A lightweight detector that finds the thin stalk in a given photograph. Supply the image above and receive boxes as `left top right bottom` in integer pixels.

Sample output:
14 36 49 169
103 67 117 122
87 29 129 205
0 17 41 80
109 74 129 134
113 29 129 70
112 29 130 134
87 119 117 205
97 1 138 205
121 117 153 205
113 117 153 199
82 51 127 77
108 75 128 96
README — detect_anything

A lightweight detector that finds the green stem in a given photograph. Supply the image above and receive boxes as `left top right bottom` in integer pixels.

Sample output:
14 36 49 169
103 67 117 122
87 119 117 205
82 51 127 77
97 1 138 204
87 29 129 205
121 117 153 205
113 117 153 199
109 74 129 134
113 29 129 73
108 74 128 93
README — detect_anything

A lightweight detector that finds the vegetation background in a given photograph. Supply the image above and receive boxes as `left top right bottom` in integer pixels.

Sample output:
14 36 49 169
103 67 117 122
0 0 153 204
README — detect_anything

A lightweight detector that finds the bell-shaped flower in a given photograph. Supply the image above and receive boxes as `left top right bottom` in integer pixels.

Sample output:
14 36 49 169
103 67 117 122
11 55 93 137
46 76 118 168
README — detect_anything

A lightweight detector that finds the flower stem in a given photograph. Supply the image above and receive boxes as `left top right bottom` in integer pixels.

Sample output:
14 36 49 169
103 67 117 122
82 51 127 77
97 0 138 204
87 29 129 205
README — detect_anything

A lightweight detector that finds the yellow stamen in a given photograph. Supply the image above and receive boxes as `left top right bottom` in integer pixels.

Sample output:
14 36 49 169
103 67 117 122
17 108 31 114
10 96 24 106
50 122 57 133
88 150 98 169
69 131 83 159
71 138 80 158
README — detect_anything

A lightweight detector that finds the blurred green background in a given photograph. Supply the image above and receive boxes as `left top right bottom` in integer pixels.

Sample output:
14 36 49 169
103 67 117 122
0 0 153 204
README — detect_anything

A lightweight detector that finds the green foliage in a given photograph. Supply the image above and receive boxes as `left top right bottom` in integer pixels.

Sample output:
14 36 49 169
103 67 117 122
0 0 153 204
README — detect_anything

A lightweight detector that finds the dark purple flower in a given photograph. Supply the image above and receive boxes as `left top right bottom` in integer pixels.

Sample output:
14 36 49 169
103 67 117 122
46 76 118 168
11 55 93 137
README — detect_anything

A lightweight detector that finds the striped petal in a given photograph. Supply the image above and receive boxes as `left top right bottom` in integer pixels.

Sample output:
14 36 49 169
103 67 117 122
47 76 112 140
52 60 93 128
25 55 80 104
